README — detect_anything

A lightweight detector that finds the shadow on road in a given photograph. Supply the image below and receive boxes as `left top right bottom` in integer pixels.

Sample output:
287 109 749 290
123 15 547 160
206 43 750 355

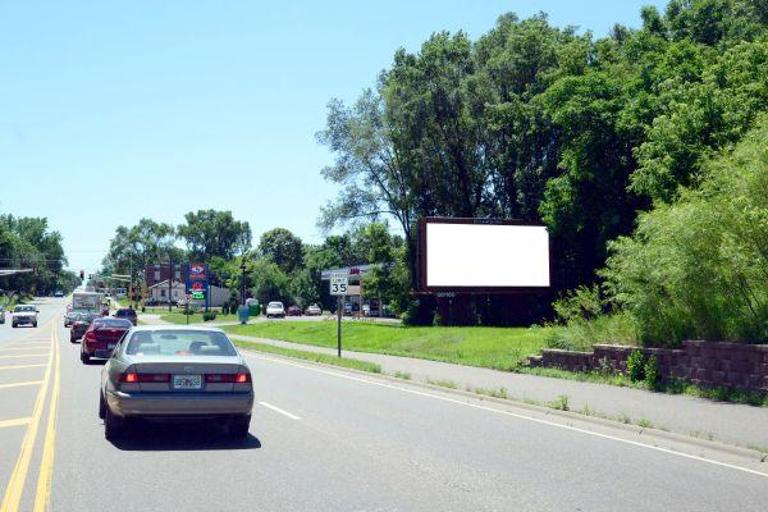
109 421 262 452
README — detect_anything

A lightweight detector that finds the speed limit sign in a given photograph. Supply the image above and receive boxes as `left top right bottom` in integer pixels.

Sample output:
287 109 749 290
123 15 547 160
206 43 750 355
330 272 348 296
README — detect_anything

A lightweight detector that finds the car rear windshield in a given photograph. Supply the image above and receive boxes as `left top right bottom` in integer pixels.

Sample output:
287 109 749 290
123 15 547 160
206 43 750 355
268 302 283 307
15 306 35 312
93 318 132 329
115 309 136 317
125 330 238 357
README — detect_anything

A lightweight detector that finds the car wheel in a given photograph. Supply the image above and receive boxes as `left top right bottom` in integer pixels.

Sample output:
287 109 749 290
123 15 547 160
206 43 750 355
98 392 106 419
32 322 37 328
229 415 251 439
80 350 90 364
12 323 17 328
104 406 124 440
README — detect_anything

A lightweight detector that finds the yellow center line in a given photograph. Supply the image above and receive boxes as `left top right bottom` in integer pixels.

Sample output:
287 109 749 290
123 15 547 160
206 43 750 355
0 364 47 371
0 323 54 512
0 418 32 429
34 327 61 511
0 381 43 390
0 354 49 360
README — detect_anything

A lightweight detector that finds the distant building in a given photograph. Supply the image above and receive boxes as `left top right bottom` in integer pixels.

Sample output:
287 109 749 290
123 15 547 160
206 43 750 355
144 264 186 289
148 280 186 304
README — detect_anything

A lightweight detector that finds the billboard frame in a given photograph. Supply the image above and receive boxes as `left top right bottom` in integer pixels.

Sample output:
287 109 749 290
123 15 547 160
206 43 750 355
416 217 553 295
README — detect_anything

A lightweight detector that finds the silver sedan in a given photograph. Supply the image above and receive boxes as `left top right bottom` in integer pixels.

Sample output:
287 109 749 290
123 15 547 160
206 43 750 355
100 326 254 440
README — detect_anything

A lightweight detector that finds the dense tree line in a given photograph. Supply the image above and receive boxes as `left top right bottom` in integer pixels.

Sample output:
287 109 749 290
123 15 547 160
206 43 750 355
0 214 78 296
318 0 768 333
101 210 404 313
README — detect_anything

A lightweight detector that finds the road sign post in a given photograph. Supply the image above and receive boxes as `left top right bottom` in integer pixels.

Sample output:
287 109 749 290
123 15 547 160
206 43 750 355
330 272 348 358
337 297 342 357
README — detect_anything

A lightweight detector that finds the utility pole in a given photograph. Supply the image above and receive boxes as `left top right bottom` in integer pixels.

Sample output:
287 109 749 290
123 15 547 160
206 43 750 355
168 256 173 312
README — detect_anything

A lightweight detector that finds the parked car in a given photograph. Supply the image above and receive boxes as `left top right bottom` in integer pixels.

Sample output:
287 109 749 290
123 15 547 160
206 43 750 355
70 314 94 343
114 308 138 326
11 304 38 328
99 326 254 440
305 303 321 316
0 305 5 324
286 305 302 317
265 301 285 319
54 290 64 298
81 317 133 364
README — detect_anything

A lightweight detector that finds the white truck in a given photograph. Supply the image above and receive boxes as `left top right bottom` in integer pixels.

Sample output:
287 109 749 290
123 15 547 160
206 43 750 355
72 291 104 315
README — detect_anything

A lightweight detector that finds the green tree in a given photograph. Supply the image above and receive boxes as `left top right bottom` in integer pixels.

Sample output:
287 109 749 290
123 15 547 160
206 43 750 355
177 210 251 261
104 219 180 281
258 228 304 274
248 259 291 305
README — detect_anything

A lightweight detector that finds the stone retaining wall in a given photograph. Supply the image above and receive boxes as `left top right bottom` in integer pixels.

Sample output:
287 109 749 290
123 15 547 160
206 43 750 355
528 341 768 392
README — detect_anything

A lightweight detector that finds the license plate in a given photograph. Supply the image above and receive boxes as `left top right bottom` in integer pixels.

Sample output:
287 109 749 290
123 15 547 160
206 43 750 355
173 375 202 390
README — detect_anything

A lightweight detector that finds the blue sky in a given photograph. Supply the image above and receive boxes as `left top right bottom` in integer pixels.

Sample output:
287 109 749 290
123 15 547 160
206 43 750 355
0 0 666 272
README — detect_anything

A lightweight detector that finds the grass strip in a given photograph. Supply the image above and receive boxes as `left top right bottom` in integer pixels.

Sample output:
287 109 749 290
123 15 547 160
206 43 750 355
160 312 238 325
234 339 381 374
224 321 550 371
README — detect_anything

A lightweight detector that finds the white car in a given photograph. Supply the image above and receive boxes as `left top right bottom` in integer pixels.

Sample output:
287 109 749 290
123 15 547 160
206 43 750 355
265 301 285 319
305 303 321 316
11 304 38 328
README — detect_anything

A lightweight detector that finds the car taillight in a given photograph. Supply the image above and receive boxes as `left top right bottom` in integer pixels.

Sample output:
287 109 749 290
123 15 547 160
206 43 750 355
120 372 170 383
120 372 138 383
84 331 97 343
204 373 251 383
205 374 233 383
137 373 170 383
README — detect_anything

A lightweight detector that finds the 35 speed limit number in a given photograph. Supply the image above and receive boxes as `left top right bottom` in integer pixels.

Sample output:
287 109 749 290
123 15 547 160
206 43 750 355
330 273 348 295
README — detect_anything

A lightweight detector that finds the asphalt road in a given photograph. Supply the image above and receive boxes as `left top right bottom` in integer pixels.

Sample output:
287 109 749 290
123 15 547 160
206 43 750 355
1 299 767 511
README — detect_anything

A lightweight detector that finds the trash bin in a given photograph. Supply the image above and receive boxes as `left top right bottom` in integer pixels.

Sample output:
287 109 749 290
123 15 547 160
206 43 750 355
246 298 260 316
237 305 250 324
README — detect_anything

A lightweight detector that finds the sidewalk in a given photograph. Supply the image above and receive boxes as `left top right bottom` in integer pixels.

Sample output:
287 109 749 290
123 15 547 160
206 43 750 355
140 313 768 451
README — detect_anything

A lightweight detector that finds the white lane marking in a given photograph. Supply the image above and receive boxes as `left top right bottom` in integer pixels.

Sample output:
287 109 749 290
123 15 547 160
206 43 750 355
0 364 47 371
0 354 48 360
259 401 301 420
246 352 768 479
0 417 32 429
0 381 43 390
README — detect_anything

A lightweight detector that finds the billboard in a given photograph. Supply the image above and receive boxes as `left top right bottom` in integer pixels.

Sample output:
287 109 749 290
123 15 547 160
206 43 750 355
418 218 550 292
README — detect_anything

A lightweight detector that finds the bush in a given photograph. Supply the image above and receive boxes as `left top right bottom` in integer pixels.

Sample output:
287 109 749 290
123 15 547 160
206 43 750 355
644 355 660 390
202 311 217 322
626 350 646 382
544 311 640 352
602 120 768 344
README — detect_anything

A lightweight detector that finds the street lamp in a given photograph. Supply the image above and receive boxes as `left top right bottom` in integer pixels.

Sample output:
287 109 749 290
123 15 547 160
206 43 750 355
240 260 247 306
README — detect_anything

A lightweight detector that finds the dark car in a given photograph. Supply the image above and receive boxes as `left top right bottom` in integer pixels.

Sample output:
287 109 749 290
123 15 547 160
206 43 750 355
81 318 133 364
286 305 302 317
114 308 138 326
70 313 96 343
0 305 5 325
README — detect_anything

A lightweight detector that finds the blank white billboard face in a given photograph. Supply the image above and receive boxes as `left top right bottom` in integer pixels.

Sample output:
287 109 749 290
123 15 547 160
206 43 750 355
425 223 550 288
